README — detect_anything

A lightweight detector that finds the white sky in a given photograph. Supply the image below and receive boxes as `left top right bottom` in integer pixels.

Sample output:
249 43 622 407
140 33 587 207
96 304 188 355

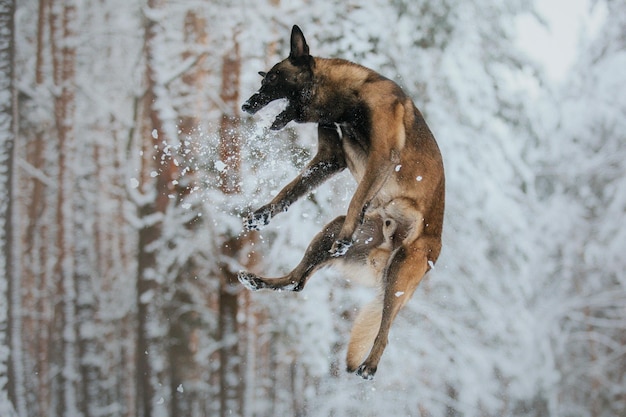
516 0 606 81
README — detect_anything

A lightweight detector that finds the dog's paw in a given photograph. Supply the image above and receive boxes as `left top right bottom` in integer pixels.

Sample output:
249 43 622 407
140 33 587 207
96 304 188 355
244 208 271 230
356 364 376 381
237 271 264 291
329 239 352 257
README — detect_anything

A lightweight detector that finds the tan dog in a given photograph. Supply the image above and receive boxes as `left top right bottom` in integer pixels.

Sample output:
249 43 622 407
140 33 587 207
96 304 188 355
239 25 445 380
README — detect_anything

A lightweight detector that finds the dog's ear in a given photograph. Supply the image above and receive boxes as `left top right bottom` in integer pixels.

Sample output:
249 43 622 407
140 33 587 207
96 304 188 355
289 25 310 59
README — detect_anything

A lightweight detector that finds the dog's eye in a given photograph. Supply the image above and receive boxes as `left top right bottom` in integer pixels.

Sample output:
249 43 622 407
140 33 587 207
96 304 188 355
267 72 278 83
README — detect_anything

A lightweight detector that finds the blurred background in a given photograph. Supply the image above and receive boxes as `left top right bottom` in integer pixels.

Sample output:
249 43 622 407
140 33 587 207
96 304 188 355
0 0 624 416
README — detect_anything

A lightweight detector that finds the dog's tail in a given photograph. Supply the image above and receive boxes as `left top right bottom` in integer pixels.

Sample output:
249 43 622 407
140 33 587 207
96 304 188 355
346 294 383 372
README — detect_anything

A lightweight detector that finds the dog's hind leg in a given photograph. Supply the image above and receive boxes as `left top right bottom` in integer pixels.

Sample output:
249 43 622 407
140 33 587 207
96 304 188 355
238 216 345 292
354 235 440 380
346 293 383 373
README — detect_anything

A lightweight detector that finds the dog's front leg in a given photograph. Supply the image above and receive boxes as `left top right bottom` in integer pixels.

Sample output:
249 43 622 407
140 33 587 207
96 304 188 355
329 155 394 256
245 124 346 230
330 103 405 256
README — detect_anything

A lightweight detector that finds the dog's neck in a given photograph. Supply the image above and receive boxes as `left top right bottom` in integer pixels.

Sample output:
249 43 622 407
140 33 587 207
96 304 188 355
302 58 373 125
313 58 372 88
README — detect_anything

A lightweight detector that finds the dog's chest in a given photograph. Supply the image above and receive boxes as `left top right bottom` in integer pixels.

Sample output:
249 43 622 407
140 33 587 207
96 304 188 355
339 125 368 182
342 141 367 182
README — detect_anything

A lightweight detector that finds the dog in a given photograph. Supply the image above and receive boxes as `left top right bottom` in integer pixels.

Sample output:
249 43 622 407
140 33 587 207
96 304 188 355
238 25 445 380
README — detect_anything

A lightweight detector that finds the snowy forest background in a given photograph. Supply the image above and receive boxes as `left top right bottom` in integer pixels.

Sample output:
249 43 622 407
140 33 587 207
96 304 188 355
0 0 624 416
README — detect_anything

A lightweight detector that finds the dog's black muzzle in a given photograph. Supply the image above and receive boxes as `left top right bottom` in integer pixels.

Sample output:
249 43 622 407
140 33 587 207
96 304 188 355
241 92 271 114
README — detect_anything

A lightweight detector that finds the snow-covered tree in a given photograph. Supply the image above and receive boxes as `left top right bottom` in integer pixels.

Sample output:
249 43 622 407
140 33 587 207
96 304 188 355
532 1 626 414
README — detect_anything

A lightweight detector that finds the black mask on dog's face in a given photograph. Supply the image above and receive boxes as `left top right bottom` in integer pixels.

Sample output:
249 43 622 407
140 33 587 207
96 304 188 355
241 25 314 130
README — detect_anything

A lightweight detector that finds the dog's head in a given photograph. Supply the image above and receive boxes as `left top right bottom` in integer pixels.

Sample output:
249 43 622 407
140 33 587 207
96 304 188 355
242 25 314 130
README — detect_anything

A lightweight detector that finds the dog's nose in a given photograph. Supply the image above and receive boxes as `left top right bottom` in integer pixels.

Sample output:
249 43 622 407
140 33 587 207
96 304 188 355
242 101 251 112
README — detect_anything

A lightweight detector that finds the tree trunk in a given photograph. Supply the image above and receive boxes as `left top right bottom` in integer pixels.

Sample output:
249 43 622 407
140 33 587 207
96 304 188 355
168 11 208 417
75 170 97 417
49 0 78 415
13 0 58 415
217 36 246 417
0 0 18 415
136 0 179 415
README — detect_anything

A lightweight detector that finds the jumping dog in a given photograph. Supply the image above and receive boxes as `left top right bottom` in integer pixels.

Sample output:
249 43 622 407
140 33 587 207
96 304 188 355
238 25 445 380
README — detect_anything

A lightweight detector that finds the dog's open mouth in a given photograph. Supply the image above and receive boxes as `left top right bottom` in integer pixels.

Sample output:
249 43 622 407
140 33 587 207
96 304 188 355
242 97 296 130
